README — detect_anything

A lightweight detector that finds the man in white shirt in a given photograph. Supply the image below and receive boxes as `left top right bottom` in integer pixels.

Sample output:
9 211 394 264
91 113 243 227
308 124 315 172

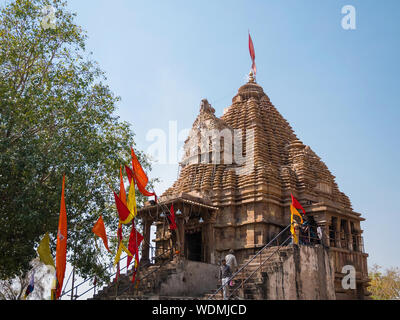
225 249 238 273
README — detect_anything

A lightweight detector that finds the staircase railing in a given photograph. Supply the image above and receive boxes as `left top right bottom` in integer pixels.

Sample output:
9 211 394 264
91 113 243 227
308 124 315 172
112 247 178 299
228 235 292 300
83 246 175 300
208 224 291 300
60 253 132 300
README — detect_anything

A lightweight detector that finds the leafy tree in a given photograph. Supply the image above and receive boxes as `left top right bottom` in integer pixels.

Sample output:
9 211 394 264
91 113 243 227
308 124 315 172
368 265 400 300
0 0 155 285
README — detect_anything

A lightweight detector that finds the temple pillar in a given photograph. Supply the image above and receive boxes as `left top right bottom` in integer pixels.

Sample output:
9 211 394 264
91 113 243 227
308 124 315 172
176 213 185 258
335 217 341 248
347 220 353 251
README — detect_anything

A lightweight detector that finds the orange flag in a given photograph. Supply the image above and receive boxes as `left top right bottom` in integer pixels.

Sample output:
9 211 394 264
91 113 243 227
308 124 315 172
130 148 156 198
55 175 67 300
131 147 148 189
92 216 110 252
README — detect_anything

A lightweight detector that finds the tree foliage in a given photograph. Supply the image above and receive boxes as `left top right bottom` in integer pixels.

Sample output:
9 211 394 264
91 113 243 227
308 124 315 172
0 0 154 284
368 265 400 300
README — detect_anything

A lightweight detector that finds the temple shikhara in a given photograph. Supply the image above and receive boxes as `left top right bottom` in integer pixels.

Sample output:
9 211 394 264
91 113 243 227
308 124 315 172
93 72 369 300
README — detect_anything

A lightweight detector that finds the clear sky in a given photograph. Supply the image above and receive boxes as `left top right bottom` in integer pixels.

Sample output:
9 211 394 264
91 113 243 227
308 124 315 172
3 0 399 283
65 0 399 269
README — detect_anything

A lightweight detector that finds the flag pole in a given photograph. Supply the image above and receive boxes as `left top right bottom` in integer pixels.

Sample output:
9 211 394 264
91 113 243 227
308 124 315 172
70 266 75 300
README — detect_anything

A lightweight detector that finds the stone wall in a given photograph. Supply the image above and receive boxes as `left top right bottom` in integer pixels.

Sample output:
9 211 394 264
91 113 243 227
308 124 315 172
157 260 220 297
265 245 336 300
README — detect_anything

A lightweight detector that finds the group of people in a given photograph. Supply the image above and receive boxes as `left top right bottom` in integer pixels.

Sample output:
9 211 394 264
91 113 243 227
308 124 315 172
291 217 324 246
219 249 238 300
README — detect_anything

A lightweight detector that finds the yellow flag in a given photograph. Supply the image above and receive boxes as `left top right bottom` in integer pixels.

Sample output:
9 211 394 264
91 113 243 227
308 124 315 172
127 179 137 218
290 205 303 245
50 271 57 300
113 241 133 267
37 233 55 268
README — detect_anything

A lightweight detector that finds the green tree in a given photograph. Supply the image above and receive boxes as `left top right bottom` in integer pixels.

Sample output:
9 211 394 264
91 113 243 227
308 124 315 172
0 0 155 285
368 265 400 300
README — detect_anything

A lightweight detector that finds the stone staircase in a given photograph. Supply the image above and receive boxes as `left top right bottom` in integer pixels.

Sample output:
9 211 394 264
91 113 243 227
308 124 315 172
91 258 220 300
91 260 176 300
203 246 294 300
90 244 295 301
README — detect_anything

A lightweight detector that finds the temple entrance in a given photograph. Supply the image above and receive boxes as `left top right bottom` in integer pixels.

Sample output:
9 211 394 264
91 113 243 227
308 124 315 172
185 231 202 262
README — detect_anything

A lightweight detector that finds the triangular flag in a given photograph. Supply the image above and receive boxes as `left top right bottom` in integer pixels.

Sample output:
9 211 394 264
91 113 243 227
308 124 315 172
127 223 143 269
291 194 306 216
127 179 137 218
55 175 67 300
113 191 134 225
249 32 257 75
290 204 304 245
37 232 55 268
128 148 157 198
290 204 304 224
113 241 133 267
92 216 110 252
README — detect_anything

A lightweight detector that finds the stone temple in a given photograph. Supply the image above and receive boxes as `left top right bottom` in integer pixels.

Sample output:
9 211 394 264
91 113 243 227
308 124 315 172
93 72 369 300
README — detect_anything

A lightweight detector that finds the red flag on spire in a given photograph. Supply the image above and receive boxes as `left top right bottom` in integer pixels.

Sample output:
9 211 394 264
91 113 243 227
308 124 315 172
249 32 257 75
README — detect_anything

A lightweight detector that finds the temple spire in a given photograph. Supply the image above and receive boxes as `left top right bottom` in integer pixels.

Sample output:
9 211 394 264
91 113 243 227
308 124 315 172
248 70 256 83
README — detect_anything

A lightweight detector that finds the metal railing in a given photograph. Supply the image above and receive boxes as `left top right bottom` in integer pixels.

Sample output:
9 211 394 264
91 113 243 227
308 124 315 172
60 253 132 300
113 247 177 299
208 224 291 300
61 200 179 300
227 235 292 300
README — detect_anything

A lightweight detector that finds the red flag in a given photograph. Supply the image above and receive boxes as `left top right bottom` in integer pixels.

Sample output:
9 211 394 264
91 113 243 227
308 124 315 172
127 223 144 269
249 32 257 75
291 194 306 216
92 216 110 252
168 204 177 231
113 191 134 224
55 175 67 300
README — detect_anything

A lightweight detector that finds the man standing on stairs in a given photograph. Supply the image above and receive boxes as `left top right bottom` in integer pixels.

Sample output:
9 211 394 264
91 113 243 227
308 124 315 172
220 259 232 300
226 249 238 273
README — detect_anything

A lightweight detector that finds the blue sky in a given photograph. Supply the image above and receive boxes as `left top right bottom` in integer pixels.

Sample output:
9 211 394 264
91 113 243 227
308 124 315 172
3 0 398 272
63 0 399 269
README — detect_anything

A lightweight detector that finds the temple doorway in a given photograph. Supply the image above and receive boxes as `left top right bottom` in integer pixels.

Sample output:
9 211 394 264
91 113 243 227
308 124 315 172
185 231 202 262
